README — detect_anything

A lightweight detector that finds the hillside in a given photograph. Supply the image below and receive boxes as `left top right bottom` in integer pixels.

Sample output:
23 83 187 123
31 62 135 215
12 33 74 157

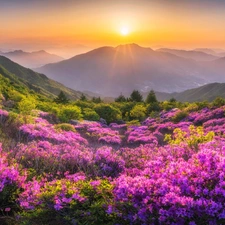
147 83 225 102
36 43 211 96
172 83 225 102
0 50 64 68
0 56 87 100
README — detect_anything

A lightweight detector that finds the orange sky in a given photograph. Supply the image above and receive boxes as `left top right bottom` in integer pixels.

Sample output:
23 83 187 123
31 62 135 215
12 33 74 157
1 0 225 57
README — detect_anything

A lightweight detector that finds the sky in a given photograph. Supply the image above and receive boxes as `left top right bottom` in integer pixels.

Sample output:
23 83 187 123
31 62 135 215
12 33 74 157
1 0 225 57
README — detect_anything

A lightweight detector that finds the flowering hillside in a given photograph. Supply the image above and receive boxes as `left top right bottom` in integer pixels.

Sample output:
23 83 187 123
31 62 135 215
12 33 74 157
1 105 225 225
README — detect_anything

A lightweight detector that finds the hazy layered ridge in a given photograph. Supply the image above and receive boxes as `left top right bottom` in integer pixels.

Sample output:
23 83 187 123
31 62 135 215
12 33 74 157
156 48 219 61
35 44 225 97
0 50 64 68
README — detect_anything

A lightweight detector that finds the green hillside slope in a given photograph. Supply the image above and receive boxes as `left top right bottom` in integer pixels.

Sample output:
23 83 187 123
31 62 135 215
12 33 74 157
0 56 86 100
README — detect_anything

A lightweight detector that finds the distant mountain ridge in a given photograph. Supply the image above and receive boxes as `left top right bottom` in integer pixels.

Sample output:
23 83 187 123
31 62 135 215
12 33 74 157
35 43 225 97
156 48 218 61
0 55 88 100
0 50 64 68
36 43 212 96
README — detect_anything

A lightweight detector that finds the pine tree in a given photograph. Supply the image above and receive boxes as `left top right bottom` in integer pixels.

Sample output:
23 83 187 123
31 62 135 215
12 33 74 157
92 96 102 103
115 94 127 102
80 93 87 101
129 90 143 102
54 91 69 104
146 90 158 104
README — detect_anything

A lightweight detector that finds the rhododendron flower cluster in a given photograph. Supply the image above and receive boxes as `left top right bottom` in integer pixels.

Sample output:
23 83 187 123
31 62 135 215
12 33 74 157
0 106 225 224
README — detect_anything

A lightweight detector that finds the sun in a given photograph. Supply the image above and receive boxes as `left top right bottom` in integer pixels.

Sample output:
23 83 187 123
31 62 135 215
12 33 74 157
120 27 129 36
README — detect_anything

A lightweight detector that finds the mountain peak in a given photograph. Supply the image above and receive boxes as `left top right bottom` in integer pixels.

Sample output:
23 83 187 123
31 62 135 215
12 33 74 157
116 43 140 48
115 43 154 53
11 50 25 54
33 50 47 54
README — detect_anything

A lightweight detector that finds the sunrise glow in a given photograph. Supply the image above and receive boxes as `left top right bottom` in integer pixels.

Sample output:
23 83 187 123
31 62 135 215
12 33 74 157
120 27 129 36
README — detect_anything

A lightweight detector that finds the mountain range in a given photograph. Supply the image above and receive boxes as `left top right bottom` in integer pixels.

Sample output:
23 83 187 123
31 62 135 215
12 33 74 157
35 44 225 97
1 44 225 103
0 50 64 68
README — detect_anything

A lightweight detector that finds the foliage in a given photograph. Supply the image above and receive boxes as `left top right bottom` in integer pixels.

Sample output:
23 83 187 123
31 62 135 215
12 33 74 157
18 97 36 115
79 93 87 101
172 110 188 123
212 97 225 107
145 90 158 104
126 119 140 126
146 102 161 114
83 108 100 121
54 91 69 104
130 104 147 121
92 97 102 103
54 123 76 132
129 90 143 102
165 125 214 151
94 104 122 123
58 105 82 122
115 94 127 102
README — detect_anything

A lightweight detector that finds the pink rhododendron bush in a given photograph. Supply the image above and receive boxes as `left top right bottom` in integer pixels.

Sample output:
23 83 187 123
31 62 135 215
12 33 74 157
1 106 225 224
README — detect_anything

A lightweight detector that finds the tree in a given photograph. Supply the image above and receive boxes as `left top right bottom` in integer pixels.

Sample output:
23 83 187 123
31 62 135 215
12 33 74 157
54 91 69 104
169 97 177 103
146 90 158 104
212 97 225 107
92 97 102 103
80 93 87 101
115 94 127 102
129 90 143 102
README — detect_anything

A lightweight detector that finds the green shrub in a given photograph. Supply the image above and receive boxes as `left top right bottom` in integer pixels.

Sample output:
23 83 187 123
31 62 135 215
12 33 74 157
55 123 76 132
94 104 122 124
172 111 188 123
165 125 214 151
130 104 147 121
113 102 135 121
146 102 161 114
212 97 225 107
58 105 82 123
18 97 36 116
83 108 100 121
126 120 140 126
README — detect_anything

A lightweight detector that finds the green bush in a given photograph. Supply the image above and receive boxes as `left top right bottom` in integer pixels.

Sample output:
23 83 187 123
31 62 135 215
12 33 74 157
130 104 147 121
18 97 36 116
94 104 122 124
172 111 188 123
212 97 225 107
75 100 95 109
55 123 76 132
126 120 141 126
58 105 82 123
83 108 100 121
146 102 161 114
112 102 135 121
